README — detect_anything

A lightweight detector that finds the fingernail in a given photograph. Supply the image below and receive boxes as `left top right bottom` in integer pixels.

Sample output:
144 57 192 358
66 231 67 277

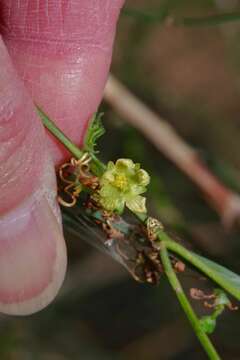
0 194 67 315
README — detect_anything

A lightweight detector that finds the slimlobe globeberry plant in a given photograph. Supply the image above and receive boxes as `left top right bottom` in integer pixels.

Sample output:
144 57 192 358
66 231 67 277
37 106 240 360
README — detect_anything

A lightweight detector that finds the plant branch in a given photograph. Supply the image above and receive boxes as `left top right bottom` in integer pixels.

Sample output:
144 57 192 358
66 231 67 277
104 75 240 227
175 12 240 27
159 242 220 360
163 238 240 301
37 106 239 359
123 7 240 27
36 105 106 174
123 7 168 23
37 104 240 301
133 213 240 301
36 105 84 160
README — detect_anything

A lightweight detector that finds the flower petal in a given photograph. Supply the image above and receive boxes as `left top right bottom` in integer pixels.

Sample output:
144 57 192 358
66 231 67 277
126 195 147 213
99 185 119 198
107 161 115 171
115 159 135 171
136 169 150 186
100 196 119 212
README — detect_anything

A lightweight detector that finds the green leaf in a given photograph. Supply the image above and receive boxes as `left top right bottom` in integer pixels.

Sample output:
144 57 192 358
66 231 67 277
193 254 240 301
163 239 240 301
84 113 105 154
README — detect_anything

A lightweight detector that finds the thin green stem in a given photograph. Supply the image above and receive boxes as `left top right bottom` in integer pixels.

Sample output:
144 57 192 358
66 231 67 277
38 102 237 300
36 105 84 160
36 105 106 174
89 152 106 175
38 106 240 298
123 7 240 27
37 107 234 358
123 7 168 23
159 242 220 360
163 238 240 301
178 12 240 27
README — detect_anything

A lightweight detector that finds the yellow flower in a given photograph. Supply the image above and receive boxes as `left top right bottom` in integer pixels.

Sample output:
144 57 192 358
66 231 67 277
97 159 150 214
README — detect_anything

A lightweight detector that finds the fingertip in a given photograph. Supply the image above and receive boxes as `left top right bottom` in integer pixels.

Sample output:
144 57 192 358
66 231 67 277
0 193 67 315
1 0 125 164
0 37 67 315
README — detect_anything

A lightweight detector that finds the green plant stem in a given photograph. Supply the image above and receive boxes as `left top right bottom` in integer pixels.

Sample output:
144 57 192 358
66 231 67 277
159 242 220 360
89 153 106 175
163 238 240 301
123 7 240 27
37 105 238 301
178 12 240 27
36 106 84 159
36 105 106 174
123 7 168 23
37 107 231 358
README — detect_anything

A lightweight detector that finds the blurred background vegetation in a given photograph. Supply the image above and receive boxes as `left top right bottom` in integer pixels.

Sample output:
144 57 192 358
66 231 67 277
2 1 240 359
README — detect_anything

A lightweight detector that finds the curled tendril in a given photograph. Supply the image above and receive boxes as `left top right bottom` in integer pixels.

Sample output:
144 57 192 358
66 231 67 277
58 153 95 207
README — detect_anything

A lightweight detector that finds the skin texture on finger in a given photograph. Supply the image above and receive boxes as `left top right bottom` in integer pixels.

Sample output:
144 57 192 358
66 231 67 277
0 0 125 164
0 39 67 315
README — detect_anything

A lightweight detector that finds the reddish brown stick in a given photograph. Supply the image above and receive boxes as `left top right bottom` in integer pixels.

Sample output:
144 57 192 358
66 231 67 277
104 74 240 227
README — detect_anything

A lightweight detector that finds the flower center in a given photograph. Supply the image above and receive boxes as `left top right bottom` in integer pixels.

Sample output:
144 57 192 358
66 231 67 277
113 174 128 191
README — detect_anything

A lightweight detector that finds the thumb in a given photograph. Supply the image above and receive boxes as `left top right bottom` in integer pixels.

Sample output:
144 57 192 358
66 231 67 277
0 39 67 315
0 0 125 164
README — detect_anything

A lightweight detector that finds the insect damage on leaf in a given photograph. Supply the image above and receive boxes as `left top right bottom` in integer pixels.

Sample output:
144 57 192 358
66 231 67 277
84 113 105 154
